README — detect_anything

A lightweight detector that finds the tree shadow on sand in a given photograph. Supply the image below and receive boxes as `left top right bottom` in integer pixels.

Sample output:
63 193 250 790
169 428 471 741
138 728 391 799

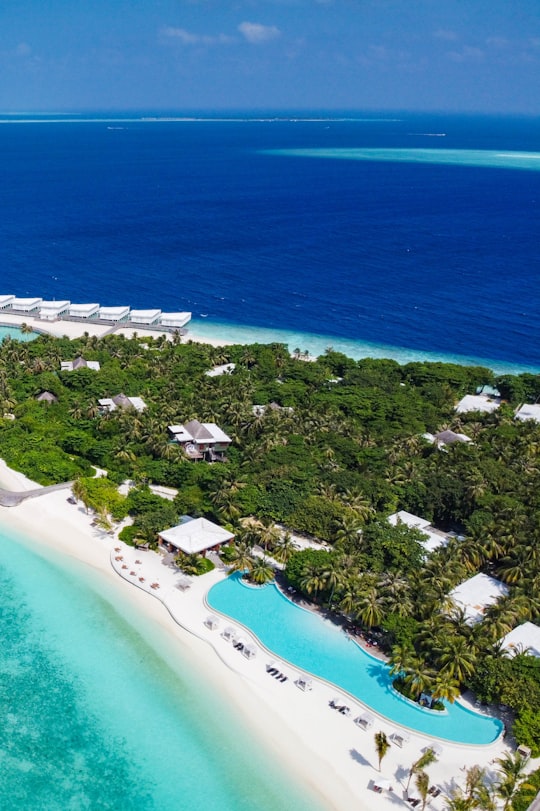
350 748 371 767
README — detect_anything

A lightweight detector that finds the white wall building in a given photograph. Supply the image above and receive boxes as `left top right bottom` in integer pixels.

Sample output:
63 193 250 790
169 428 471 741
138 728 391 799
499 622 540 658
449 573 509 624
98 305 130 322
39 300 71 320
11 297 42 313
455 394 501 414
130 309 162 325
387 510 448 553
160 312 191 329
69 303 100 319
0 295 15 310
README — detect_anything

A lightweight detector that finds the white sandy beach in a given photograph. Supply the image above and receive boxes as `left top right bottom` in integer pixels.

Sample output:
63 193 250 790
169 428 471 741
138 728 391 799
0 474 523 811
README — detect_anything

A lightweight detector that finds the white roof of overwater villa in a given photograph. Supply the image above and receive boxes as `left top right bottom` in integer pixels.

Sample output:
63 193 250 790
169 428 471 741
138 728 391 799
0 295 15 307
449 573 509 624
69 303 100 316
11 297 42 310
160 312 191 327
500 622 540 658
130 309 161 324
159 516 234 554
99 305 130 321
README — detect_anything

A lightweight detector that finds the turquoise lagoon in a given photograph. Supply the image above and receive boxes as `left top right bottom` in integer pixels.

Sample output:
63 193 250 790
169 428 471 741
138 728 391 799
208 575 503 746
0 527 325 811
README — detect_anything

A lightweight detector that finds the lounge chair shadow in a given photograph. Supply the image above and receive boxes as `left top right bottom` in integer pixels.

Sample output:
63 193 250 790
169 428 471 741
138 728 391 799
349 748 370 767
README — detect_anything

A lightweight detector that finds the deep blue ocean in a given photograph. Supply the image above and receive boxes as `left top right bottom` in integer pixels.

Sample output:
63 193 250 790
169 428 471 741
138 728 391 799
1 111 539 368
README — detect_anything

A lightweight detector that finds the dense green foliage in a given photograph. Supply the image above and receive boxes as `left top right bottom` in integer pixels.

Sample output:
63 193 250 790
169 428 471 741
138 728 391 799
2 331 540 749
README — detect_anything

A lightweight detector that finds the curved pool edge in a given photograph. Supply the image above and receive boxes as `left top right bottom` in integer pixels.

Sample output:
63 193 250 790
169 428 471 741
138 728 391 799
207 575 505 748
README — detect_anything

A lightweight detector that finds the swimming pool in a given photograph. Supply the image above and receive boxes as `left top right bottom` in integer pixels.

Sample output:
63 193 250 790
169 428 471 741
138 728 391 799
208 574 503 745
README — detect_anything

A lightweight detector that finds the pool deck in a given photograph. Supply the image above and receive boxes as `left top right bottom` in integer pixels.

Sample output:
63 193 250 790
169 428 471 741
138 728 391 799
109 541 522 809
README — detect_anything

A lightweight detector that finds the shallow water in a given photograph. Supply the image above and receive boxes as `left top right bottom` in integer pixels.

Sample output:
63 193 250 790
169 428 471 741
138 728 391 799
0 526 325 811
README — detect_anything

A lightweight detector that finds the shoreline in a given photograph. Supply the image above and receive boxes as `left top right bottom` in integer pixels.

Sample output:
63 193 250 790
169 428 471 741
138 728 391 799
0 473 519 809
2 311 540 374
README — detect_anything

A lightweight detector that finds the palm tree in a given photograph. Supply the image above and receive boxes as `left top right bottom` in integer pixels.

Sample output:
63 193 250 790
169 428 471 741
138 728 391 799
406 747 438 794
299 564 326 597
494 752 528 810
436 636 477 683
374 730 390 772
272 532 296 564
355 587 385 629
228 543 255 575
416 770 430 811
249 557 275 585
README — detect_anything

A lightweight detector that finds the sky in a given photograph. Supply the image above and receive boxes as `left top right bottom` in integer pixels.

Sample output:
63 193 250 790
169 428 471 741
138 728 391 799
1 0 539 114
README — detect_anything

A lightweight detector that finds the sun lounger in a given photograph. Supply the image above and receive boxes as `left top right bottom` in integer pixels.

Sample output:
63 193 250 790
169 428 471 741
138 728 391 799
279 674 288 682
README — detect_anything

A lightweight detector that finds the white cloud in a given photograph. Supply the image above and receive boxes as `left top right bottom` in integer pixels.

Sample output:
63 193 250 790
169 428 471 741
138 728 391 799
16 42 32 57
447 45 485 63
433 29 458 42
238 22 281 44
161 26 234 45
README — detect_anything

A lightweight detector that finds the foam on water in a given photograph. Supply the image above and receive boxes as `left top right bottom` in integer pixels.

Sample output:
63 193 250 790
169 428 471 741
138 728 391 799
0 527 325 811
188 317 540 375
266 147 540 172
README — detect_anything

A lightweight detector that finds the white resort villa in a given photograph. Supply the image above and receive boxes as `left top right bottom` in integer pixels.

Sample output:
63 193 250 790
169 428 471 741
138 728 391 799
159 516 234 555
499 622 540 658
387 510 449 553
61 356 101 372
98 394 147 413
168 420 232 461
448 573 509 624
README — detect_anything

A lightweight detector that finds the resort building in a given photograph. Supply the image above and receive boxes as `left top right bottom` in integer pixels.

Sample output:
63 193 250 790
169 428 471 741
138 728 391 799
168 420 232 461
432 430 472 449
61 357 101 372
0 295 15 310
448 573 509 624
98 305 130 322
205 363 236 377
387 510 448 553
39 300 71 321
129 309 162 326
68 303 100 319
98 393 146 413
515 404 540 424
455 393 501 414
10 297 43 313
159 515 234 555
499 622 540 658
36 391 58 403
159 312 192 329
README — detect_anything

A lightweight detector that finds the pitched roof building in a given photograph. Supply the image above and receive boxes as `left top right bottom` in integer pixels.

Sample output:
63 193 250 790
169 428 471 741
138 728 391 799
159 516 234 555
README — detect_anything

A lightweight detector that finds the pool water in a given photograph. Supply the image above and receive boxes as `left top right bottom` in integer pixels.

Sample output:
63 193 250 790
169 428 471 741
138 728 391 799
208 574 503 745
